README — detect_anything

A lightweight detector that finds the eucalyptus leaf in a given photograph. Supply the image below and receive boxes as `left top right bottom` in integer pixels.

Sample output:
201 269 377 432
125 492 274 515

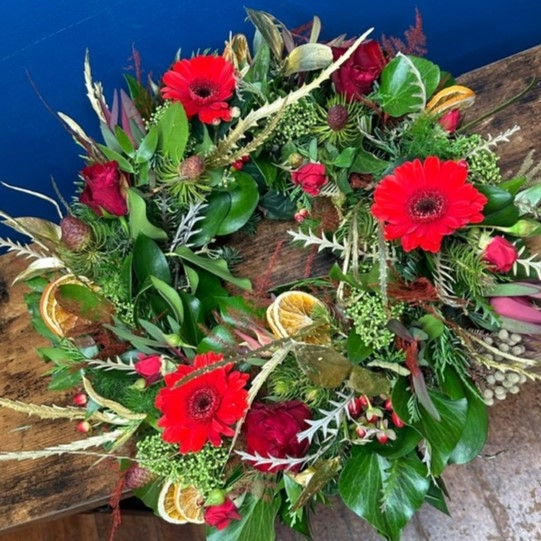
283 43 333 75
127 188 168 240
347 365 390 395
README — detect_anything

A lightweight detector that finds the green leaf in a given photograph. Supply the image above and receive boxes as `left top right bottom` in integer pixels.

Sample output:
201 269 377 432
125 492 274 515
150 276 184 324
178 291 204 346
347 331 373 363
135 126 159 164
475 183 514 213
207 493 281 541
378 54 440 117
333 147 357 168
48 366 84 391
156 101 188 163
56 284 114 323
339 447 430 541
127 188 168 240
260 189 296 220
424 480 450 515
348 365 391 396
97 144 134 173
132 234 172 286
133 478 163 513
283 43 332 75
216 172 259 236
417 314 444 340
245 8 284 61
392 378 468 476
114 125 135 157
292 343 352 388
351 147 389 175
174 246 251 291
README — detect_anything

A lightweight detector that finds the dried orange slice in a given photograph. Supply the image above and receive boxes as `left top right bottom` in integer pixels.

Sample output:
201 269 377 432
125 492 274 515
266 290 330 344
157 480 205 524
39 274 94 338
426 84 475 115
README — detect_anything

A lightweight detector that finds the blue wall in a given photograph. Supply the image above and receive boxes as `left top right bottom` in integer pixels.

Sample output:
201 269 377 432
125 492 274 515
1 0 540 228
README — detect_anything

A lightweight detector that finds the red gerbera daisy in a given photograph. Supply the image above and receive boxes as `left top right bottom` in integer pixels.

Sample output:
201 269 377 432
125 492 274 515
155 352 249 454
371 156 487 252
161 55 236 124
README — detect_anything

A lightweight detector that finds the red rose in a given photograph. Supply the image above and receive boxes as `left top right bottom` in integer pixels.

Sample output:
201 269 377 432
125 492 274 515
135 354 162 385
243 400 311 473
483 236 518 273
291 163 328 196
79 161 128 216
204 498 241 531
331 40 387 100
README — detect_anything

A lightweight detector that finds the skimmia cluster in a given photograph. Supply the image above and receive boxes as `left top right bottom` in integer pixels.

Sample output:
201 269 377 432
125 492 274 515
2 8 541 541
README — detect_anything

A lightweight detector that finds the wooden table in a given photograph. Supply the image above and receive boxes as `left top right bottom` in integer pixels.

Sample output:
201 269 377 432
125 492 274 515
1 45 541 540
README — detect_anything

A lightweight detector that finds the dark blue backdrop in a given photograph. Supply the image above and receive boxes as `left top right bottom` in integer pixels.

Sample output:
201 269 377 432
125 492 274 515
1 0 540 229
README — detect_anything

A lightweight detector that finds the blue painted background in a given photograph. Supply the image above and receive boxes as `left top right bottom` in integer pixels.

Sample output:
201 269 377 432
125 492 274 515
1 0 540 231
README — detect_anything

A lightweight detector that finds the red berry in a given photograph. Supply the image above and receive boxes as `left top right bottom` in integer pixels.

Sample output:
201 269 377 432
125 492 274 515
391 411 405 428
355 426 367 438
384 398 394 411
348 397 366 418
73 392 88 406
76 421 91 433
376 432 388 444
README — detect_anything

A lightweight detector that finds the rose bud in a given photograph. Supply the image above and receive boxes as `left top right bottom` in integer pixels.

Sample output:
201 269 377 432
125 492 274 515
79 161 128 216
291 163 328 196
438 109 462 132
482 236 518 273
134 354 163 386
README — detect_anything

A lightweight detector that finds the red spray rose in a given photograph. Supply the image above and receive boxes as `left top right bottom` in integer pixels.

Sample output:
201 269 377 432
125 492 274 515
483 236 518 273
79 161 128 216
331 40 387 100
161 55 236 124
155 352 249 454
291 163 328 196
204 498 241 531
135 354 163 385
243 400 311 473
438 109 462 132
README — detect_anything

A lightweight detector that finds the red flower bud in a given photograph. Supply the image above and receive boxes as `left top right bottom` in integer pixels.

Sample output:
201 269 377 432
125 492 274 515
73 392 88 407
483 236 518 273
76 421 91 433
291 163 328 196
79 161 128 216
376 432 389 444
391 411 405 428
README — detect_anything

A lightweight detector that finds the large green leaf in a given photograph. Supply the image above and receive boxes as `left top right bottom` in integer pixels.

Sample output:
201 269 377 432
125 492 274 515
127 188 168 240
378 54 440 117
132 234 172 286
149 276 184 324
217 172 259 235
339 447 430 541
174 246 251 291
56 283 114 323
156 101 188 162
207 493 281 541
392 378 468 476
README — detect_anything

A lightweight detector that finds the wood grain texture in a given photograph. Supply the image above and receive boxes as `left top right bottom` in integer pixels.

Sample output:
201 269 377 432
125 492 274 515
1 45 541 540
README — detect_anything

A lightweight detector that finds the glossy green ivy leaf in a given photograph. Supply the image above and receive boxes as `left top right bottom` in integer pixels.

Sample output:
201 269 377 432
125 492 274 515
392 378 469 476
127 188 168 240
133 234 172 286
178 291 204 346
260 189 296 220
339 447 430 541
378 54 440 116
207 492 281 541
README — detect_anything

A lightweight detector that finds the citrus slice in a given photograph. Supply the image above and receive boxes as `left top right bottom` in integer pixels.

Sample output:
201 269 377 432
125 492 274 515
39 274 93 338
157 480 205 525
426 84 476 115
266 290 330 344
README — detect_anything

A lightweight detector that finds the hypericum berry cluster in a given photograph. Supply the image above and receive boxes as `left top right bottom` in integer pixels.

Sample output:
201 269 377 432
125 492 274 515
344 290 405 350
267 98 319 148
136 434 228 493
347 395 405 445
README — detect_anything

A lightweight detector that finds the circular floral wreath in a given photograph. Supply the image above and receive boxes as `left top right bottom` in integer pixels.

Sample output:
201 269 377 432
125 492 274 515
1 8 540 541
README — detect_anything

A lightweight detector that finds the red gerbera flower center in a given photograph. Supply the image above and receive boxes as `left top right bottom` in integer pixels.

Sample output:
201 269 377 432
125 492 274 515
190 80 218 101
408 190 448 223
189 385 221 422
